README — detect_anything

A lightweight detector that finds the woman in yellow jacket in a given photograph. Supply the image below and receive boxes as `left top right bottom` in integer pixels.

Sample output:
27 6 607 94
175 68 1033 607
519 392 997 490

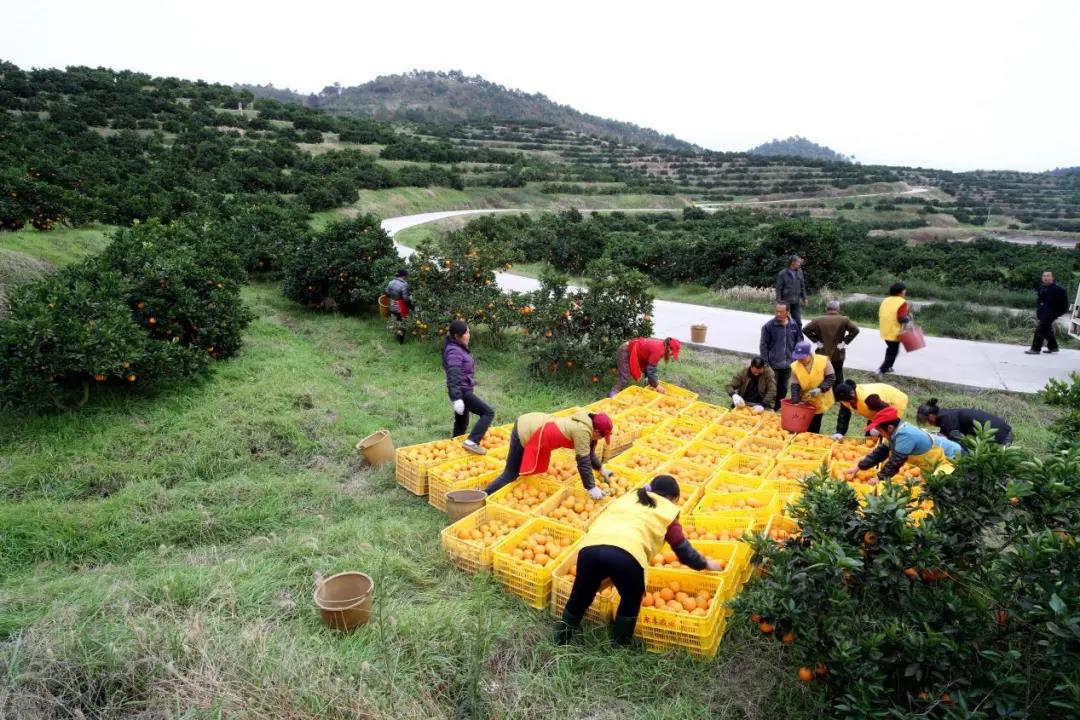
555 475 722 646
788 341 836 434
830 379 909 439
877 282 913 376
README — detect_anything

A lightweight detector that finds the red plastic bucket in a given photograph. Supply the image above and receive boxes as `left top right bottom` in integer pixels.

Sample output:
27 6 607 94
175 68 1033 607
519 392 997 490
899 325 926 352
780 399 817 433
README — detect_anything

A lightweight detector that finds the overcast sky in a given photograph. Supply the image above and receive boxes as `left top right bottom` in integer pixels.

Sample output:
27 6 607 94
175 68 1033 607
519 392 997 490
6 0 1079 172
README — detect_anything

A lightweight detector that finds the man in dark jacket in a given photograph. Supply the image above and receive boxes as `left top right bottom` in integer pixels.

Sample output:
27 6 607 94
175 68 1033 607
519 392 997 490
802 300 860 387
1026 271 1070 355
775 255 808 332
759 303 800 410
726 356 776 412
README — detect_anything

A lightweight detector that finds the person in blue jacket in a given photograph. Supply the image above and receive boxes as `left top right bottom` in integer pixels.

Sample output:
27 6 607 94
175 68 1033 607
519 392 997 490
843 405 961 483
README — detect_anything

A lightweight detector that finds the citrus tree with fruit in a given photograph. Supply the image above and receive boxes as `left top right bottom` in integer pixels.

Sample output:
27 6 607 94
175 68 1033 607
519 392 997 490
731 433 1080 718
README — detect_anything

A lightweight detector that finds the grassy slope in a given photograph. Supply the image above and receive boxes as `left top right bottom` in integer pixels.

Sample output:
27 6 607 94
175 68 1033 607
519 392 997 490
0 281 1060 719
0 224 113 266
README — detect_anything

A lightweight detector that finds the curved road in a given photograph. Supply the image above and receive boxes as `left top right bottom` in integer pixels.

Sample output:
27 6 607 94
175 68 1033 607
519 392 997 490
382 209 1079 394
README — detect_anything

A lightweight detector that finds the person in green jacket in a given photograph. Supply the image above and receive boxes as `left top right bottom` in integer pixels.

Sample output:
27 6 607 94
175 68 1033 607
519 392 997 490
726 356 775 412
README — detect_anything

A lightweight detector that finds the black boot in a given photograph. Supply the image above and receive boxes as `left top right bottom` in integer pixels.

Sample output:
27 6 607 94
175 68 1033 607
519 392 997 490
611 614 638 647
396 330 405 345
554 609 583 645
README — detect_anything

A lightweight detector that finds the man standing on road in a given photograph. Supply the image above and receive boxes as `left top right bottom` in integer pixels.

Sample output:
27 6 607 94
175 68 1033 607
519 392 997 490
803 300 860 387
1025 271 1070 355
775 255 808 334
760 303 800 410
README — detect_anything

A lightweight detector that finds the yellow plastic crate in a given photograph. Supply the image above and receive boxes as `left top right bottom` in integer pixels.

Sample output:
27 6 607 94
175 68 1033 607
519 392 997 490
427 454 503 511
659 456 716 487
550 547 619 625
706 471 765 494
830 438 878 464
648 393 695 417
678 440 733 470
595 467 645 498
606 406 667 452
453 423 512 453
768 460 825 486
692 489 779 521
778 443 830 464
720 452 776 478
717 410 764 433
679 401 728 425
552 406 581 418
492 518 584 609
752 424 795 444
675 485 704 515
697 423 749 450
614 385 657 407
607 446 670 481
636 432 691 457
542 486 614 530
793 432 834 450
585 396 634 417
735 436 787 459
656 381 699 400
637 568 728 657
394 440 469 495
682 515 754 542
534 449 582 485
440 505 531 573
648 540 753 591
761 514 800 543
487 476 564 516
657 416 707 443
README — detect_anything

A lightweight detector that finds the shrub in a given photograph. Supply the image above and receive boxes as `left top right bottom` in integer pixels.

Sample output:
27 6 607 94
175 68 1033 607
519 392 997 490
1041 372 1080 451
732 435 1080 718
197 196 311 273
401 229 518 342
520 260 653 380
281 215 398 313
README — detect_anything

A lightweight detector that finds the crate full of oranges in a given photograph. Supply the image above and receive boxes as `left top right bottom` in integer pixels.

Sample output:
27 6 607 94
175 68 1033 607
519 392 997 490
395 440 469 495
492 518 583 608
550 548 619 625
657 417 706 442
692 489 779 521
487 476 564 515
607 446 670 480
440 505 530 573
679 401 727 425
678 440 732 469
649 392 694 417
720 453 776 478
648 540 751 590
453 424 512 453
659 456 716 487
426 454 502 512
542 486 613 530
778 443 829 464
697 423 748 450
735 436 787 459
682 515 753 542
636 432 689 457
637 570 727 657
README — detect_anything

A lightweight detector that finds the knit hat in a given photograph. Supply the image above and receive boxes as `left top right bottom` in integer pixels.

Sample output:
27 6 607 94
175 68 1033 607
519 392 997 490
792 340 813 360
866 406 901 434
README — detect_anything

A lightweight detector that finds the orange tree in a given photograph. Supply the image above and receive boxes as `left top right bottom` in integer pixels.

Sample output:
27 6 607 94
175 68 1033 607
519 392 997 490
400 229 518 343
731 432 1080 718
519 260 653 381
281 214 398 313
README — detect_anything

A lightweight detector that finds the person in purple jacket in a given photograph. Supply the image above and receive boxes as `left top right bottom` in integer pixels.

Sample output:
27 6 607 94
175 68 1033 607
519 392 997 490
443 319 495 454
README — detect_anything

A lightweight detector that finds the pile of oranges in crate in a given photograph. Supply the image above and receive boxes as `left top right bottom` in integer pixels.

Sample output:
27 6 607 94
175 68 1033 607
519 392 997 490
453 516 525 546
595 472 637 497
718 413 761 432
637 433 686 456
496 482 558 513
662 458 714 486
564 564 617 599
698 426 746 449
542 452 580 484
739 438 784 458
680 442 729 467
650 546 729 572
699 494 770 512
754 425 792 443
652 394 691 416
684 523 747 541
612 449 668 476
682 402 725 424
508 530 575 567
832 439 877 463
546 493 609 528
724 454 774 476
399 440 466 465
641 580 714 616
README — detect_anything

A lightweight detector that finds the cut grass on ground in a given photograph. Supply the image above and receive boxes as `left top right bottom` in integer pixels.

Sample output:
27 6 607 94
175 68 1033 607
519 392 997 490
0 280 1060 719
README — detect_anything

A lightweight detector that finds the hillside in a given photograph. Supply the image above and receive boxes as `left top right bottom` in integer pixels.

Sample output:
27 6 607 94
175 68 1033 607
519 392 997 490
748 135 852 163
239 70 699 153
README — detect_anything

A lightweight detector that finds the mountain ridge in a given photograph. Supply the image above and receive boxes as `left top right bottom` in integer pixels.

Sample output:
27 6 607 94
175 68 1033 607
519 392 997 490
748 135 853 163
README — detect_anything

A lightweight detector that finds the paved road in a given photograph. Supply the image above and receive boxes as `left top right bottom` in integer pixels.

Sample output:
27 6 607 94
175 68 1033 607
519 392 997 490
384 211 1080 393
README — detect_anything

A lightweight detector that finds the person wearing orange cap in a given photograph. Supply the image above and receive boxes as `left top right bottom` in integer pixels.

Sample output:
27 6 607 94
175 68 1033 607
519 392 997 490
484 410 615 499
609 337 682 397
843 405 961 483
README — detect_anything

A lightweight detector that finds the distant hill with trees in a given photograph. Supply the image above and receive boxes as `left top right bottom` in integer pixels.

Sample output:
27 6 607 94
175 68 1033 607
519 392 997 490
748 135 853 163
1047 166 1080 177
238 70 699 152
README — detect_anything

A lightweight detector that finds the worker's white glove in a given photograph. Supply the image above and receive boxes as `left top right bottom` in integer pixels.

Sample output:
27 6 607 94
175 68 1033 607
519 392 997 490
600 468 614 481
588 487 604 501
814 343 824 352
732 393 745 408
869 428 881 437
452 399 465 415
807 388 822 398
837 342 847 351
706 559 724 571
752 405 765 414
654 384 667 394
832 433 844 441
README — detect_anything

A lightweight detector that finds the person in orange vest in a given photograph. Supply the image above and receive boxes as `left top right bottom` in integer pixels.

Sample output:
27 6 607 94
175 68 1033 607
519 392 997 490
484 410 615 499
609 337 682 397
555 474 722 646
877 282 912 376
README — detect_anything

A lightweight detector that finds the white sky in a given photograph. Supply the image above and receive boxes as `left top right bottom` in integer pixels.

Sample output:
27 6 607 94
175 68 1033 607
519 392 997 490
5 0 1079 172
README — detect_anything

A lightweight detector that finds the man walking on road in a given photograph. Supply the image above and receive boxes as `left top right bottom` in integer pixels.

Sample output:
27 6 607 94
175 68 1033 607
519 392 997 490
803 300 860 387
776 255 808 334
760 303 800 410
1025 271 1070 355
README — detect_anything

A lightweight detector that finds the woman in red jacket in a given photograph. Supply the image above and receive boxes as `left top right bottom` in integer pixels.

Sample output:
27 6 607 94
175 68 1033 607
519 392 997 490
609 337 681 397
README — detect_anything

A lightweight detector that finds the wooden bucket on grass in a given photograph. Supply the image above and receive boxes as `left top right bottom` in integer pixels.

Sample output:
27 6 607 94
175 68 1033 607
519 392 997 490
314 571 374 632
446 489 487 523
357 429 394 467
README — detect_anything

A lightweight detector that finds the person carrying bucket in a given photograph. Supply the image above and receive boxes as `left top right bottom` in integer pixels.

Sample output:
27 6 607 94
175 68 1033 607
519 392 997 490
485 410 615 498
877 283 912 376
555 474 722 647
843 405 961 484
609 337 682 397
443 320 494 455
831 380 909 440
788 340 836 434
385 269 413 345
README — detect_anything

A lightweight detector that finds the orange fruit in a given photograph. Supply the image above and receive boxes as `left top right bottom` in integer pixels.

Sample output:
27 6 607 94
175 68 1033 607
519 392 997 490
797 667 814 683
659 588 674 602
